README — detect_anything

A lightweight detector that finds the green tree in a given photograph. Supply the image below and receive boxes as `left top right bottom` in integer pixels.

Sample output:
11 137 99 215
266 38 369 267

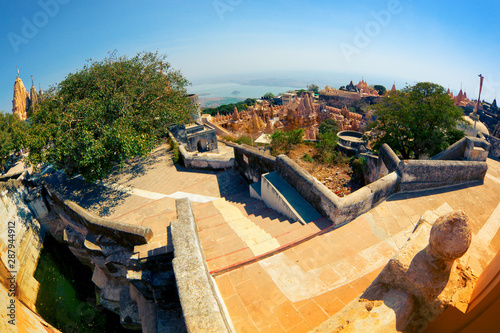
307 84 320 94
373 85 387 96
372 82 465 159
295 89 306 96
25 51 194 181
0 112 26 168
319 119 340 136
262 92 275 100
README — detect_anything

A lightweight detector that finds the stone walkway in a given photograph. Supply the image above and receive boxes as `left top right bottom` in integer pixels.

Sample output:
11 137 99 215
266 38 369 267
214 158 500 332
45 143 500 332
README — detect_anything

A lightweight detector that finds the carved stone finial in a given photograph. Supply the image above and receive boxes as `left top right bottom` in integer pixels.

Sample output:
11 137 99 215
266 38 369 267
429 210 471 262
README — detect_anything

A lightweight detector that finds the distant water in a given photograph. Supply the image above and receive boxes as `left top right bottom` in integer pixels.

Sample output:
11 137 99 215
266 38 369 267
188 82 301 99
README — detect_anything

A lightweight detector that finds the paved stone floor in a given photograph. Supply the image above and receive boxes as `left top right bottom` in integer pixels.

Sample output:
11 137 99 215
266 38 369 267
46 143 500 332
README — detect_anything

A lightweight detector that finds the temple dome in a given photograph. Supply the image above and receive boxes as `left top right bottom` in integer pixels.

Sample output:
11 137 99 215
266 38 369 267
459 116 489 136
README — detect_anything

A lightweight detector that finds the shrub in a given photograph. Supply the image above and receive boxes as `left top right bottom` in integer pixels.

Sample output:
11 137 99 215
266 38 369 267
236 136 253 146
167 135 180 164
302 153 314 163
349 156 366 185
270 129 303 155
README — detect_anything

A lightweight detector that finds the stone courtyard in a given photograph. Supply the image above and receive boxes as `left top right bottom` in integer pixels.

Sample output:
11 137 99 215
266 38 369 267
44 141 500 332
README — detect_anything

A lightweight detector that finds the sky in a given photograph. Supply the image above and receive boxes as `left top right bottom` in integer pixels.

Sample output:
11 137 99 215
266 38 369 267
1 0 499 112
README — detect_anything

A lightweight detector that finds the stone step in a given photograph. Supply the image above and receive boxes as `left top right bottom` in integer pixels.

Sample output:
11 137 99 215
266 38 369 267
212 198 281 257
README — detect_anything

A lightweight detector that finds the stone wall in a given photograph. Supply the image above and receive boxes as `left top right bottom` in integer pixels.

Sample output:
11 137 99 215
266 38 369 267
274 155 400 225
485 134 500 160
231 143 276 184
44 183 152 248
202 116 235 138
397 160 488 192
362 143 400 184
171 198 234 333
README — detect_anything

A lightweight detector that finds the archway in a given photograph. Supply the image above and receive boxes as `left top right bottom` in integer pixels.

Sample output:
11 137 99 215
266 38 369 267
197 139 209 152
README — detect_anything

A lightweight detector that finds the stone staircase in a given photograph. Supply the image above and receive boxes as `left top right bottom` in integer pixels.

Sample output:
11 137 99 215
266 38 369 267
194 191 332 274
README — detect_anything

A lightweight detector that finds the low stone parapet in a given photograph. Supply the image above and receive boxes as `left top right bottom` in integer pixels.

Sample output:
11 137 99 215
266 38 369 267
171 198 234 333
397 160 487 192
231 143 276 184
44 182 153 248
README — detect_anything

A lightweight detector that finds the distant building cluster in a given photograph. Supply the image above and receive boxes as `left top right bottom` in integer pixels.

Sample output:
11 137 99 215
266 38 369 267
12 68 42 121
448 87 476 108
210 91 363 140
321 79 381 99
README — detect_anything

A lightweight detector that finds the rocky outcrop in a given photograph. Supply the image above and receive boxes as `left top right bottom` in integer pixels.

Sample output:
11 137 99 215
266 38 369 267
0 178 59 332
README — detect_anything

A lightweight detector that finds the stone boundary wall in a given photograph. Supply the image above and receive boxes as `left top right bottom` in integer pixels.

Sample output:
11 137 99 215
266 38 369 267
44 183 153 248
432 137 491 161
275 148 488 225
431 137 469 160
362 143 401 184
202 116 235 138
171 198 234 333
397 160 488 192
485 134 500 160
275 155 400 226
230 143 276 184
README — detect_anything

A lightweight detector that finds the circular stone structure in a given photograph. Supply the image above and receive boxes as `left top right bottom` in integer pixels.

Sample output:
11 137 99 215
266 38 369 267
337 131 366 156
459 115 489 137
429 210 472 261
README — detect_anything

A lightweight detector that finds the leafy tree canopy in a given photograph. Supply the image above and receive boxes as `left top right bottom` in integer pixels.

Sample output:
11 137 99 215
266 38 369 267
262 92 275 100
25 51 194 181
373 85 387 96
307 84 319 94
319 118 340 136
295 89 306 96
0 112 26 168
372 82 465 159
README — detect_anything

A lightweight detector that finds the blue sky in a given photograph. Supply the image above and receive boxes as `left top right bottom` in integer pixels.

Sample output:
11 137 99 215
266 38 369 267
1 0 499 112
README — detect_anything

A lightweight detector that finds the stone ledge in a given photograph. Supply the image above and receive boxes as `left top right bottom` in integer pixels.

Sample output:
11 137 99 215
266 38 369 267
44 183 153 248
171 198 234 333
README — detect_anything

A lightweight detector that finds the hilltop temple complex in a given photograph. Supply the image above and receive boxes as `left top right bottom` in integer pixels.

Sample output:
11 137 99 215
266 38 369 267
209 92 363 140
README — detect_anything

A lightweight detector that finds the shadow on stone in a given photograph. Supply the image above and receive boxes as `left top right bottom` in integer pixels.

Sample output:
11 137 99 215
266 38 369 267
44 172 131 217
386 180 483 202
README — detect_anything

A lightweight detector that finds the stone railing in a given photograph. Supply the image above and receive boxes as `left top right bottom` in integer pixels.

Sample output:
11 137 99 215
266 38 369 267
431 136 490 161
397 159 487 192
171 198 234 333
484 134 500 160
44 183 153 249
231 143 276 184
275 155 400 226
